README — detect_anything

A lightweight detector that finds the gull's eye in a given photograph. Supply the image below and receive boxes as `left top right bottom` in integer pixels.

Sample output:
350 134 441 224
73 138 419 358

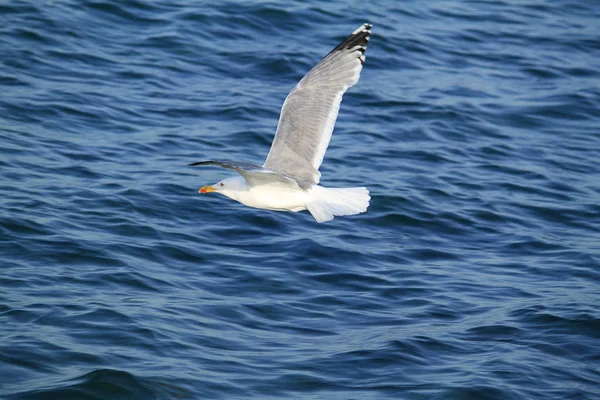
220 183 224 187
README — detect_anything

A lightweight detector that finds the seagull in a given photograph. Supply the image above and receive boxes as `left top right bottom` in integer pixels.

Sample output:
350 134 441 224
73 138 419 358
190 23 372 223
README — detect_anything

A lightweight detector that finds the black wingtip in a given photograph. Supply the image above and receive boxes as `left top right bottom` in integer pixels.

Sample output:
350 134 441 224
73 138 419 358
188 161 214 167
328 23 372 60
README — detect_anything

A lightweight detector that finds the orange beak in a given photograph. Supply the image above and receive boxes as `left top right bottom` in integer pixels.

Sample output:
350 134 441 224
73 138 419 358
199 185 216 194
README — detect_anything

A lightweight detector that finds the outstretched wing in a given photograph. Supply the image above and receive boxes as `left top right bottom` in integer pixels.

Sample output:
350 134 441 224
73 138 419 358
263 23 372 185
188 160 302 189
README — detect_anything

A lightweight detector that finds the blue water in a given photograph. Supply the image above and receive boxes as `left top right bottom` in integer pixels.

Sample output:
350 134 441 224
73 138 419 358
2 1 600 399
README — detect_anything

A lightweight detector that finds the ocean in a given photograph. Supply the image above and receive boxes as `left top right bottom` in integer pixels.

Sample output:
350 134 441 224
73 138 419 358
1 1 599 399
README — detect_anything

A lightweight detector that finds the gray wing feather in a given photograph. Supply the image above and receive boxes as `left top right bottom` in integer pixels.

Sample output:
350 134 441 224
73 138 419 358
263 23 372 185
188 160 302 189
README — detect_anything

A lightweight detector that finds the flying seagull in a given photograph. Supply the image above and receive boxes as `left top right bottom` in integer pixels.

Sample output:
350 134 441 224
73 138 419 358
190 23 372 223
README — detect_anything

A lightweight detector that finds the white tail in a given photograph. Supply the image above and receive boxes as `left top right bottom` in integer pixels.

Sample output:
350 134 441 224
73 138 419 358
306 186 370 223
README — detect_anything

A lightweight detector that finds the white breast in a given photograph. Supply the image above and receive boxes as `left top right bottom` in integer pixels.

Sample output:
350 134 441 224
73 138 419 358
225 182 311 212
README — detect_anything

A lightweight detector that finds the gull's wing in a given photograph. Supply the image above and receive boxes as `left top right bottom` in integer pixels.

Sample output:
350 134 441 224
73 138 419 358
189 160 302 189
263 23 372 185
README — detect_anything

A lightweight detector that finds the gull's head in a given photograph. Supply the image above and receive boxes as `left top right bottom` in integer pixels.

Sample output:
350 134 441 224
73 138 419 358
199 176 247 196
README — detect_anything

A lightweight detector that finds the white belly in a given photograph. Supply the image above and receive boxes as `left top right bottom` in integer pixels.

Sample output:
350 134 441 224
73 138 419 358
236 183 311 212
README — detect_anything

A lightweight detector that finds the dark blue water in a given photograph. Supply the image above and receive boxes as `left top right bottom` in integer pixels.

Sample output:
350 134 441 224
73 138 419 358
2 1 600 399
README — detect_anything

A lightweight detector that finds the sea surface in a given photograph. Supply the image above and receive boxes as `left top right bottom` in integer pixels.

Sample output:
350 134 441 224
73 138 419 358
1 1 599 399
